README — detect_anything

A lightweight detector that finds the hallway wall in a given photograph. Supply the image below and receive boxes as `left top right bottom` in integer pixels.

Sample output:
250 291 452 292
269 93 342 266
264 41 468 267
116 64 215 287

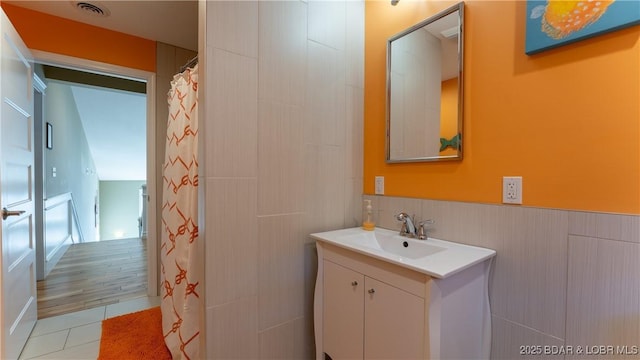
201 1 364 357
99 180 146 240
44 81 98 244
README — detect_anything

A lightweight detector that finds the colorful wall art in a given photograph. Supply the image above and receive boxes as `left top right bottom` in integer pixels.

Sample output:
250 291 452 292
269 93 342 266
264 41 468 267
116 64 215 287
526 0 640 54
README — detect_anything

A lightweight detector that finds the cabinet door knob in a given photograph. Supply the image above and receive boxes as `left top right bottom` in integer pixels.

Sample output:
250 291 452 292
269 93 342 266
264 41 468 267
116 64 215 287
368 288 375 294
351 281 358 286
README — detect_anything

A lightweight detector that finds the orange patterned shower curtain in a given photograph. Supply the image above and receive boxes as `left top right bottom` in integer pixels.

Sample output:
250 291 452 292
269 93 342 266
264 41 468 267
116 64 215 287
161 64 200 360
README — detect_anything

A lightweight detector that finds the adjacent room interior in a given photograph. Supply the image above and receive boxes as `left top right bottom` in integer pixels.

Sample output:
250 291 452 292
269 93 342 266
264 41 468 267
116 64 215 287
34 65 149 319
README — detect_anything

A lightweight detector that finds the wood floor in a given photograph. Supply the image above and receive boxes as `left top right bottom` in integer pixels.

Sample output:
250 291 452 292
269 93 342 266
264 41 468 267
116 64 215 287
37 238 148 319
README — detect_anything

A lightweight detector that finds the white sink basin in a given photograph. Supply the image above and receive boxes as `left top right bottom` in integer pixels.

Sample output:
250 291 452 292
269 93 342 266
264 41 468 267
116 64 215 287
311 227 496 278
345 230 446 259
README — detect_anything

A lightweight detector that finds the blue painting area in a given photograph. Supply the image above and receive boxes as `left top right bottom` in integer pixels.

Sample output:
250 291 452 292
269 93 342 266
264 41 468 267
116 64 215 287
526 0 640 54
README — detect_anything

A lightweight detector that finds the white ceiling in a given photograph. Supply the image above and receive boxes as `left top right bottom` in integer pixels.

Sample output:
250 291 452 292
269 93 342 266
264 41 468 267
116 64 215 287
5 1 198 181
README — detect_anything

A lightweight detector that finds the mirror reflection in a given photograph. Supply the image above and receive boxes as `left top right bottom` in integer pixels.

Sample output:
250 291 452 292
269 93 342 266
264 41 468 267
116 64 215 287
387 3 464 162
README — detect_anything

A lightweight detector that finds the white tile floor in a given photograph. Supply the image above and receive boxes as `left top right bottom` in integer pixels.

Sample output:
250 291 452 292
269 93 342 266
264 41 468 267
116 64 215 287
19 296 161 360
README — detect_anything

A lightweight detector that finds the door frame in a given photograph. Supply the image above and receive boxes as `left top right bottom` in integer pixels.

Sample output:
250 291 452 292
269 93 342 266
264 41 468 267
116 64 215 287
31 50 159 296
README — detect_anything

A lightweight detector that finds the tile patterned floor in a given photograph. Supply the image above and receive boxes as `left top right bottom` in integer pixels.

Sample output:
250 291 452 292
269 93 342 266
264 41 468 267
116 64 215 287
19 296 161 360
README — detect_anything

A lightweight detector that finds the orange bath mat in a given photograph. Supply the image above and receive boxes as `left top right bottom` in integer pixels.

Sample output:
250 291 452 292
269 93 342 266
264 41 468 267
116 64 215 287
98 306 171 360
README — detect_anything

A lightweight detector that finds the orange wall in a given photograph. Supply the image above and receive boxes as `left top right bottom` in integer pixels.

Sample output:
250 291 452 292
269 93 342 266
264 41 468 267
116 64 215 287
364 0 640 214
1 3 155 72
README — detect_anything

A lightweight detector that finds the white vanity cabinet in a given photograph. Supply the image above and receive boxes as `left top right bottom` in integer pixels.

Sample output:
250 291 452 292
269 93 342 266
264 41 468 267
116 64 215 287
313 231 494 360
317 243 430 360
323 259 426 359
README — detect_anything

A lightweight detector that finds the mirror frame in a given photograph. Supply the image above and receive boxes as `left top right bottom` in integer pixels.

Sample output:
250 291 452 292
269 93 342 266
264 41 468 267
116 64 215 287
386 2 465 163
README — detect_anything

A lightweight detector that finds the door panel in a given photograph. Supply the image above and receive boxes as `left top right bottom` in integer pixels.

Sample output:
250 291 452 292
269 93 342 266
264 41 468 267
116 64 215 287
5 214 32 269
364 277 425 359
4 103 31 151
4 162 31 206
323 260 364 360
1 40 31 112
1 9 36 360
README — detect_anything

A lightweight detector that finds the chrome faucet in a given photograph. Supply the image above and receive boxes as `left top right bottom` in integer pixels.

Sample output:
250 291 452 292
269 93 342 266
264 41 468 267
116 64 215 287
396 213 434 240
395 212 417 238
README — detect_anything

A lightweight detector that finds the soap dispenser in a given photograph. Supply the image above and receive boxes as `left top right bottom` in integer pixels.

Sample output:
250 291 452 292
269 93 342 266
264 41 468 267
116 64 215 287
362 199 375 231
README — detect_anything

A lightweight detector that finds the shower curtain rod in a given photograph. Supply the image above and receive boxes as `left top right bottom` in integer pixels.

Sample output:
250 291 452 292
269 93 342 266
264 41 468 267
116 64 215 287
179 55 198 73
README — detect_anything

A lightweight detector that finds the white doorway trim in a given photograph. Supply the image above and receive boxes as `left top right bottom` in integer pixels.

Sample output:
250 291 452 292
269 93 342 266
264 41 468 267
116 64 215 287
31 50 159 297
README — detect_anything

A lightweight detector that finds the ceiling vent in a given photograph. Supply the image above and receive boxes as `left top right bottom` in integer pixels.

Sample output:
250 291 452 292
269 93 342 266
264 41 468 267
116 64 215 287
72 1 110 17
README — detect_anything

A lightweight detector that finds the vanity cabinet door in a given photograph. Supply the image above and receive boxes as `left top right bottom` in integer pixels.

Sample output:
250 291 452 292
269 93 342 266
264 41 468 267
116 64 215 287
323 260 365 360
364 277 425 359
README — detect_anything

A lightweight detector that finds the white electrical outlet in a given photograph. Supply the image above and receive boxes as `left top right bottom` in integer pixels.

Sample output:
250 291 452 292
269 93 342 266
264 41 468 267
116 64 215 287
374 176 385 195
503 176 522 204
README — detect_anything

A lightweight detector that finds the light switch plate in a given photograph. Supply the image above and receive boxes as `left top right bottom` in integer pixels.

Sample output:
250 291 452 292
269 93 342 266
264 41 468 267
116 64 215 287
375 176 384 195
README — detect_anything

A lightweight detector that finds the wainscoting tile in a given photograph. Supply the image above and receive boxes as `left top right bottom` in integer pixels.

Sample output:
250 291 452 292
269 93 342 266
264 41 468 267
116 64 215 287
259 320 295 359
490 207 568 339
304 144 346 235
258 214 305 330
205 178 258 307
377 196 424 231
207 1 258 58
344 178 364 230
207 48 258 178
422 200 488 245
491 315 564 360
308 0 346 51
566 236 640 360
304 143 322 237
303 243 318 322
305 41 346 147
294 316 315 359
345 0 365 88
301 245 318 358
258 1 307 106
569 211 640 243
345 85 364 180
206 297 259 360
257 101 305 216
321 146 346 228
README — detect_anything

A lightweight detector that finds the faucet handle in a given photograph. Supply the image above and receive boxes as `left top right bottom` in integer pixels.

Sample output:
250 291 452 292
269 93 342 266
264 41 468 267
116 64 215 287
417 219 434 240
395 212 410 222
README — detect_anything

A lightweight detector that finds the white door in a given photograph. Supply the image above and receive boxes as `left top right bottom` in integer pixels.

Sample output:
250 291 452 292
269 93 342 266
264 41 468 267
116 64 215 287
0 9 37 360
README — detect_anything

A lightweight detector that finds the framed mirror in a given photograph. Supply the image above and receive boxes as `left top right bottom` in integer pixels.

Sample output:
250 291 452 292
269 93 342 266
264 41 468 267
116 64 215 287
386 2 464 163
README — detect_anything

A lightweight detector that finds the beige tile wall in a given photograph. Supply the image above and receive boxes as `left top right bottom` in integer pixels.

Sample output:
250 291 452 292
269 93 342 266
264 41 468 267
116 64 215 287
366 195 640 360
203 1 364 358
